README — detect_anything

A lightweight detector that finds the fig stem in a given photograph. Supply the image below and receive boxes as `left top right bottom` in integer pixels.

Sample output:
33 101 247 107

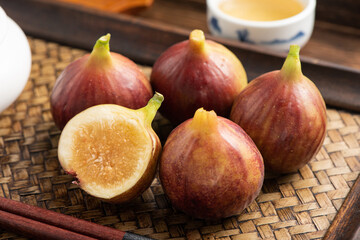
94 34 111 52
190 108 218 134
140 92 164 125
88 33 112 65
189 29 206 54
280 45 303 81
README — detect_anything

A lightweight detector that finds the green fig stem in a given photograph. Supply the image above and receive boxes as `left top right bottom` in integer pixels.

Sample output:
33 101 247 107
280 45 303 81
140 92 164 126
87 33 112 66
190 108 218 134
189 29 206 54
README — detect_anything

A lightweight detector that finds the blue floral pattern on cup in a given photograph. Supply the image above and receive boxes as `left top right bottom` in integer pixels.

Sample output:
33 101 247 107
210 17 222 33
261 31 305 45
236 29 305 45
236 29 254 44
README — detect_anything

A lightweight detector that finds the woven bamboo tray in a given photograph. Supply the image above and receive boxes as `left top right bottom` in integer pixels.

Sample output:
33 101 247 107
0 37 359 240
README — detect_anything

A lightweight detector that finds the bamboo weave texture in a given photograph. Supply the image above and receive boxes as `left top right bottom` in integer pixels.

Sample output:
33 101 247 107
0 37 359 240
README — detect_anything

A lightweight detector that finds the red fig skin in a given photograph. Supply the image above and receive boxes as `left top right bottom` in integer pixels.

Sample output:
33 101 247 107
50 34 152 129
230 45 327 174
151 30 247 125
159 109 264 219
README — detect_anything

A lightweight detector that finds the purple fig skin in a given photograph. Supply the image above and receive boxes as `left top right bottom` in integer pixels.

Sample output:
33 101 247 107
50 34 152 130
159 109 264 219
150 29 247 126
230 45 327 174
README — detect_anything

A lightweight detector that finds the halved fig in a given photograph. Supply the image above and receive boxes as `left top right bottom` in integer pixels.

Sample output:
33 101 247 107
58 93 163 203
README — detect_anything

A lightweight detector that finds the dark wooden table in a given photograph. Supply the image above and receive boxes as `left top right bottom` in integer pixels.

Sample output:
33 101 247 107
132 0 360 70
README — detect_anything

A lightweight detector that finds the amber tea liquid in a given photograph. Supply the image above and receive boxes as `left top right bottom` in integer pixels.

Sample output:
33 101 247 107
219 0 304 21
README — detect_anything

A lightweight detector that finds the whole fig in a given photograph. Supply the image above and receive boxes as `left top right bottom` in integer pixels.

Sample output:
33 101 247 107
150 29 247 125
50 34 153 129
230 45 327 173
159 108 264 219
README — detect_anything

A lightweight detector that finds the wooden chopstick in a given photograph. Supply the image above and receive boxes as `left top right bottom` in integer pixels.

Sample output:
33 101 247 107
0 210 96 240
0 197 152 240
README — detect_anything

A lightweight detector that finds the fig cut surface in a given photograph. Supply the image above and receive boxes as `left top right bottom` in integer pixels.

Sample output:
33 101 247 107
58 93 163 203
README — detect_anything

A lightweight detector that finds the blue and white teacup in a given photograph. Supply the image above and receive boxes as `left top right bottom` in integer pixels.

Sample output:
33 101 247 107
207 0 316 52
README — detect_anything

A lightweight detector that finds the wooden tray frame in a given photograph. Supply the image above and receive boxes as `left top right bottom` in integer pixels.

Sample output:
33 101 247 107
0 1 359 239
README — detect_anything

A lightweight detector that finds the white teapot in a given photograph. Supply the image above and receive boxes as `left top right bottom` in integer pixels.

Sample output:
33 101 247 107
0 6 31 113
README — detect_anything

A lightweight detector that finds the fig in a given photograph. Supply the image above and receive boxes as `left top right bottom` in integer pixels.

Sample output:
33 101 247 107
150 29 247 125
50 34 153 129
230 45 327 174
57 93 163 204
159 108 264 219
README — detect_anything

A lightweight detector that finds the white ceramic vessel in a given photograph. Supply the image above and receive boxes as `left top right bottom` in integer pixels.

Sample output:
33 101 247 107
207 0 316 52
0 6 31 113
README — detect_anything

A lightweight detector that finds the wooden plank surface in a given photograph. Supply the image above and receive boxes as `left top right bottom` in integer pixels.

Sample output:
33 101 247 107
126 0 360 70
323 176 360 240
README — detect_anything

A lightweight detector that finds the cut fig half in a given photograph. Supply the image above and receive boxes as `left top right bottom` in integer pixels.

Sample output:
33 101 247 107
58 93 163 203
